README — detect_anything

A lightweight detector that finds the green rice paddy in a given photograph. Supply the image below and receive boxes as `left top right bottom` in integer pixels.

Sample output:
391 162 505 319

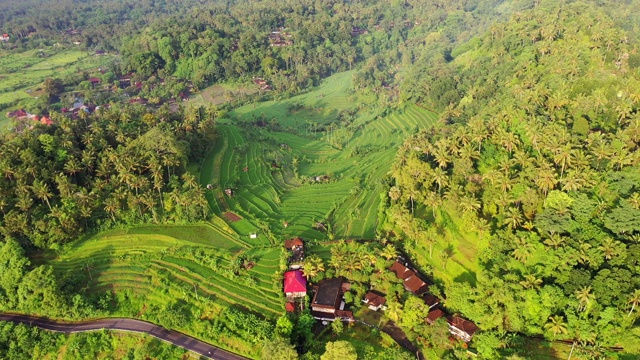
202 71 438 242
51 224 283 317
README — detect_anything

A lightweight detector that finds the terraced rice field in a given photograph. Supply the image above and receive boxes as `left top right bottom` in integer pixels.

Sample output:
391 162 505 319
50 225 283 318
202 71 438 242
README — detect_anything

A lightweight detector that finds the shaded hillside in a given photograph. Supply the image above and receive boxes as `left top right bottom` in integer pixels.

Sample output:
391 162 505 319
386 0 640 358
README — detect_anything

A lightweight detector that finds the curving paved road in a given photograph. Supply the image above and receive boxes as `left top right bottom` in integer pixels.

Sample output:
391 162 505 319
0 314 248 360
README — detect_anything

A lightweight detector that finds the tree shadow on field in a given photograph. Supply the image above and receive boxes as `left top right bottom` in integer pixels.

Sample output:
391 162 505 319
57 244 116 297
453 269 477 287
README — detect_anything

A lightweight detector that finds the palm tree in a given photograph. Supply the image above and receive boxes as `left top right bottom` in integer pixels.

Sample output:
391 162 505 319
302 255 325 279
599 238 619 260
545 315 568 339
380 244 398 261
543 233 566 248
628 289 640 317
575 286 595 312
32 180 52 210
503 207 524 229
520 274 543 289
386 300 403 322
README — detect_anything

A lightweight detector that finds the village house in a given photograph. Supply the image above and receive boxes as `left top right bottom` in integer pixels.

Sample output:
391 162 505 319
253 77 272 91
426 308 445 325
311 278 354 322
389 259 431 296
40 116 53 126
283 270 307 301
88 77 102 88
446 316 479 342
362 291 386 311
1 34 9 42
284 237 304 268
424 294 440 309
224 188 233 196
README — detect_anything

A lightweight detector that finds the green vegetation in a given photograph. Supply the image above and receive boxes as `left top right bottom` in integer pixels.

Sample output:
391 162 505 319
385 1 640 358
0 48 115 128
2 0 640 359
0 321 190 359
201 71 437 244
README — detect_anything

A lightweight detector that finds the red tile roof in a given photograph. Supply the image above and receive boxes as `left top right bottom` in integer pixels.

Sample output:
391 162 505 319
424 294 440 307
40 116 53 126
447 316 479 336
285 302 295 312
283 270 307 293
404 275 429 295
284 237 304 249
364 291 386 307
426 309 445 324
389 261 412 280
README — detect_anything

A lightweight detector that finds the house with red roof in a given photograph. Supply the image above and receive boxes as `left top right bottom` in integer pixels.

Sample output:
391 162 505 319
40 116 53 126
284 270 307 300
426 309 445 325
1 34 9 42
362 291 387 311
284 237 304 268
446 316 478 342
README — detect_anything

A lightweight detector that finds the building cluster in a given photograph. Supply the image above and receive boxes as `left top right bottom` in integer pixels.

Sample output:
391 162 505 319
390 258 478 342
6 109 52 126
268 30 293 47
280 238 478 343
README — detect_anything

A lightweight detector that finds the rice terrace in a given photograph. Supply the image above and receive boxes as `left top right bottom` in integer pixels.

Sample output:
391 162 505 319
26 70 437 357
2 1 640 359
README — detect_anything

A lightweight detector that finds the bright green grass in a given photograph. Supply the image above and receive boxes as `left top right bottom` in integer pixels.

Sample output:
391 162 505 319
126 223 248 250
226 71 375 129
407 205 488 288
189 82 258 107
51 227 284 317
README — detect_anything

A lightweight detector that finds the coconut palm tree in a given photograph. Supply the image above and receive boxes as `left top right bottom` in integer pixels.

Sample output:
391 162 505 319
520 274 543 289
573 286 594 313
628 289 640 317
302 255 325 279
545 315 568 339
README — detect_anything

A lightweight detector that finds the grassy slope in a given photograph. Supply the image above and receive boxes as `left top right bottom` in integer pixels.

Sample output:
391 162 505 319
50 224 283 317
202 71 438 242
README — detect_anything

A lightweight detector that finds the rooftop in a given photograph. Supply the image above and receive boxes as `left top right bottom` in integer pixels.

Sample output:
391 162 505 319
312 277 343 307
389 261 413 280
447 316 479 336
404 275 429 295
364 291 386 307
426 309 445 324
283 270 307 294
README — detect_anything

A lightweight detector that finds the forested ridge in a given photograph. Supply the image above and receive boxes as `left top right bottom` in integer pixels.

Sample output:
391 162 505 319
0 105 214 248
387 0 640 357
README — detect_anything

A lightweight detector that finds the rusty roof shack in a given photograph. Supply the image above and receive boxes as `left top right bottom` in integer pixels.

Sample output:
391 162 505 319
284 237 304 268
363 291 386 311
446 316 479 342
311 277 353 322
